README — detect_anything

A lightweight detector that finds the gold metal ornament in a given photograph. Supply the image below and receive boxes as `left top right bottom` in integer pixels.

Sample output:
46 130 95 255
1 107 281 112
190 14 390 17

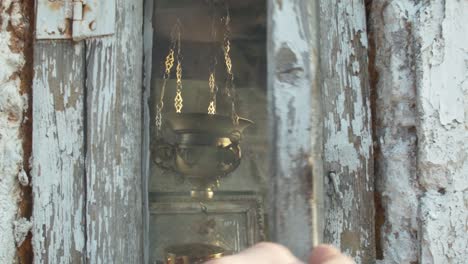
165 243 225 264
174 28 184 113
207 73 216 115
154 11 252 199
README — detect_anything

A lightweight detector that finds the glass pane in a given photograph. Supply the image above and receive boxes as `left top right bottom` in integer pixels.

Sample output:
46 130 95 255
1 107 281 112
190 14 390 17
149 1 266 263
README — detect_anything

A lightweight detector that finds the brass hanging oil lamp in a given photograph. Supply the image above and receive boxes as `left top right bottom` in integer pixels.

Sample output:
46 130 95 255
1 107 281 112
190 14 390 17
165 243 226 264
153 13 253 199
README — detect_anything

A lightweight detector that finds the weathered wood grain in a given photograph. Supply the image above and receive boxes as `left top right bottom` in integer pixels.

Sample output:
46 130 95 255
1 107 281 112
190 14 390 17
84 0 144 262
32 41 86 264
267 0 320 260
318 1 376 262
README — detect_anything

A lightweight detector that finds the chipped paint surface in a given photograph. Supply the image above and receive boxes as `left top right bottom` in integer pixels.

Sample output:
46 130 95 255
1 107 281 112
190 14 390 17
416 1 468 262
84 0 144 262
32 42 86 263
14 218 33 246
319 0 375 263
1 0 465 263
369 0 468 263
267 0 319 260
0 0 27 262
31 0 144 263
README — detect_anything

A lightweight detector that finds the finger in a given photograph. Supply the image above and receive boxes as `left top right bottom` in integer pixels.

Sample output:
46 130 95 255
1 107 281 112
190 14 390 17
206 242 304 264
309 245 354 264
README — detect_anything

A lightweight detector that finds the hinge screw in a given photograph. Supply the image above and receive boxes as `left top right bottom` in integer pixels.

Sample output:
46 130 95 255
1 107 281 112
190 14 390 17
89 21 97 31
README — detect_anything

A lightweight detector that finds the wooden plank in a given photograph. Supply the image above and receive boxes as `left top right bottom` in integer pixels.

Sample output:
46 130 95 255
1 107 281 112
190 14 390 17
31 41 86 263
266 0 319 260
84 0 144 262
318 1 375 263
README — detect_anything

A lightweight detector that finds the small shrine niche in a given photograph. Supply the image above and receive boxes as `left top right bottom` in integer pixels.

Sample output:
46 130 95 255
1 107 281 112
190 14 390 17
148 0 267 263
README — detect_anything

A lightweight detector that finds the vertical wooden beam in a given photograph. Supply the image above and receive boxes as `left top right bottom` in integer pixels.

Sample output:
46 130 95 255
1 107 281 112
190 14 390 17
318 0 375 263
84 0 144 262
267 0 320 260
32 42 86 263
142 0 155 263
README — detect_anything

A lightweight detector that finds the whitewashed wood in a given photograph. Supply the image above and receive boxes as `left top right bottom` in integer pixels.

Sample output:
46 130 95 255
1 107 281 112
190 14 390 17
36 0 73 39
84 0 143 262
72 0 116 41
31 41 86 264
267 0 319 260
36 0 115 40
318 1 375 263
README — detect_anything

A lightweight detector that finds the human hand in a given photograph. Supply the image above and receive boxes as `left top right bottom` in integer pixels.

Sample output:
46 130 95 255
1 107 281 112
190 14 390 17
205 242 354 264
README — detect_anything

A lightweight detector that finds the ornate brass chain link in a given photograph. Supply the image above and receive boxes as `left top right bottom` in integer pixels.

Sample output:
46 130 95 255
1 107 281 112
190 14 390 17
207 5 218 115
223 12 239 125
156 24 180 132
207 72 216 114
174 26 184 113
155 49 174 132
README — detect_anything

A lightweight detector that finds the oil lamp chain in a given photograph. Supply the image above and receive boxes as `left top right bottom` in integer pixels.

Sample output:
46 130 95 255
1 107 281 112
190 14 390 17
208 73 217 114
156 28 178 131
174 23 184 113
223 11 239 126
207 5 218 115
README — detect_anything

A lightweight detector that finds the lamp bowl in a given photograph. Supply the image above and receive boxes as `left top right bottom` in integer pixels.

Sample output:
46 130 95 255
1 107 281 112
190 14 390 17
154 113 253 198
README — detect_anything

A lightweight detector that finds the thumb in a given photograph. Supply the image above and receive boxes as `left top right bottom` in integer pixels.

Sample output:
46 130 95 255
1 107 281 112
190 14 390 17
308 245 354 264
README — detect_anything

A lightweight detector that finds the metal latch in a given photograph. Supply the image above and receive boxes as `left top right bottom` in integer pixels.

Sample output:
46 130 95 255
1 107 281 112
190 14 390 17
36 0 115 41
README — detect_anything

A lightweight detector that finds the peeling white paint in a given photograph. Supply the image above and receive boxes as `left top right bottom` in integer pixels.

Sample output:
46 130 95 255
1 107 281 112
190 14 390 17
84 0 143 262
416 1 468 263
0 0 27 262
18 168 28 186
370 0 468 263
420 191 468 264
319 0 375 262
267 0 318 261
0 0 465 263
14 217 33 246
32 42 86 263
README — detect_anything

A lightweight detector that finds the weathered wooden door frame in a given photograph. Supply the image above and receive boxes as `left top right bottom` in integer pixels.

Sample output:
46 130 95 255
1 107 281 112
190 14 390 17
32 0 144 263
318 1 375 262
266 0 375 261
31 0 374 262
143 0 375 262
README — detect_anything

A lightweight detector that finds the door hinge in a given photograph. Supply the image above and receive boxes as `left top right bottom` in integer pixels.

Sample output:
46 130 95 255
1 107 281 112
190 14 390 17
36 0 115 41
72 1 84 21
